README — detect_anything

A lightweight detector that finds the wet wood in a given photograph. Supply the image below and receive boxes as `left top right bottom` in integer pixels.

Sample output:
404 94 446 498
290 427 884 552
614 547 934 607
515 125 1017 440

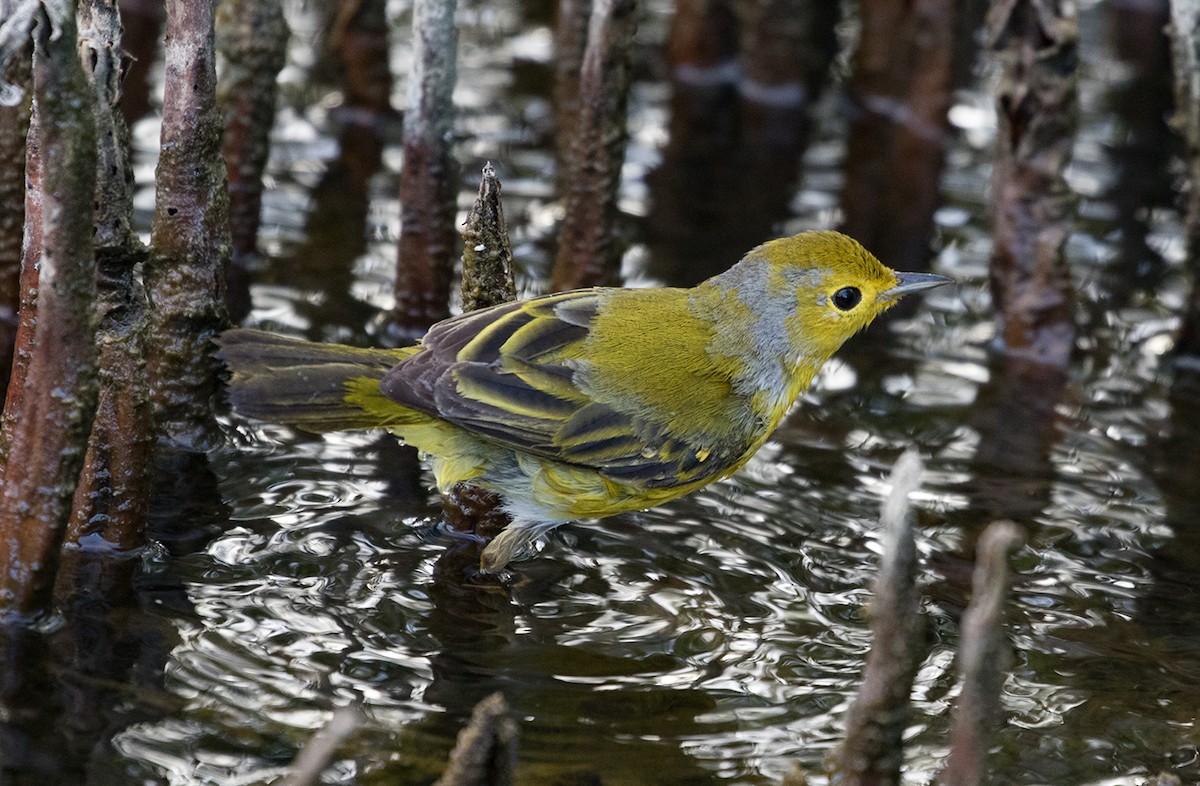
840 0 957 273
986 0 1077 367
831 451 927 786
393 0 459 337
434 693 518 786
0 51 30 404
459 163 516 313
217 0 288 324
1169 1 1200 364
550 0 637 291
59 0 154 581
0 3 100 616
144 0 231 450
940 521 1024 786
279 705 365 786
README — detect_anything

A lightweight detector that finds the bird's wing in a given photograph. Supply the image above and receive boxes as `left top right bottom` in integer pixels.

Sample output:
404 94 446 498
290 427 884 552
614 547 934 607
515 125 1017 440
378 290 744 488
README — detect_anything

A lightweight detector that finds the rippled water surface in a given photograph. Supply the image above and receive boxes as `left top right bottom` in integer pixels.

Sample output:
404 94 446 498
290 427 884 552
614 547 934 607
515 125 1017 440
38 0 1200 783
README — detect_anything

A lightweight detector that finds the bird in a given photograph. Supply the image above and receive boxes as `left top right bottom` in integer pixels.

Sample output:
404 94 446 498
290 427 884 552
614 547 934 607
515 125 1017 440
217 230 950 572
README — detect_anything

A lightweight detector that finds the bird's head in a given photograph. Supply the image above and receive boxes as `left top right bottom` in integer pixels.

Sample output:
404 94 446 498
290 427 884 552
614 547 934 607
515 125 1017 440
722 230 950 363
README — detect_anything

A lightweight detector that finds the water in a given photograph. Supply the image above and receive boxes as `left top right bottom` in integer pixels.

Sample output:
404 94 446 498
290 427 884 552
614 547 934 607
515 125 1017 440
8 0 1200 783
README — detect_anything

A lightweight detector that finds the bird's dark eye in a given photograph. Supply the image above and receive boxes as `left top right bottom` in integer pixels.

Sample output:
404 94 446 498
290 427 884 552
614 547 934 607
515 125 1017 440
832 286 862 311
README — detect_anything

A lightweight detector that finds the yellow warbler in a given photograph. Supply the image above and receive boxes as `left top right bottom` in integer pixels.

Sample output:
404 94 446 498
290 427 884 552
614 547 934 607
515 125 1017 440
218 230 949 571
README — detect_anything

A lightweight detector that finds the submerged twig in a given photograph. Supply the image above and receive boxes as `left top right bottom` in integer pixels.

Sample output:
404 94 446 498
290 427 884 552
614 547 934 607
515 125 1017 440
278 704 364 786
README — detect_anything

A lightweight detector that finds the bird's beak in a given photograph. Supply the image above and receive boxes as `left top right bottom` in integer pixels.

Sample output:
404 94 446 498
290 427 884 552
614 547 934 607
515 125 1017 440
881 271 952 301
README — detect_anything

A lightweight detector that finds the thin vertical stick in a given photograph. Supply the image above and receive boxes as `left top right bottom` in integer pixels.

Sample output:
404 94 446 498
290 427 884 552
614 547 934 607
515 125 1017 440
144 0 230 450
393 0 458 336
439 164 517 575
831 450 927 786
940 521 1025 786
0 2 99 616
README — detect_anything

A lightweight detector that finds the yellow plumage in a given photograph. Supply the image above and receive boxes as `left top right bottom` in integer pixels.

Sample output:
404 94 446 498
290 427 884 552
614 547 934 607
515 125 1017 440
217 230 949 571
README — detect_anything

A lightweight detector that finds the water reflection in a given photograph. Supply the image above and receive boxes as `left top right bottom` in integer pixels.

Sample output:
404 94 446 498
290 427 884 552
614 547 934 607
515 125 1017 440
5 0 1200 783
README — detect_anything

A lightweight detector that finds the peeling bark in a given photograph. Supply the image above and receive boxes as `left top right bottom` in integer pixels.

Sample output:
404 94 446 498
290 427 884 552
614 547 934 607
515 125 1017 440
58 0 153 590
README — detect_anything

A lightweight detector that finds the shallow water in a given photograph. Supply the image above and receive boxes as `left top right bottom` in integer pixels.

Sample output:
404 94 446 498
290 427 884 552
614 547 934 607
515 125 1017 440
10 0 1200 783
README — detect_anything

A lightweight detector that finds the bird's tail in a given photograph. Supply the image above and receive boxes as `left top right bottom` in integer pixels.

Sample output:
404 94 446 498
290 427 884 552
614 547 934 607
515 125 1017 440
216 328 422 433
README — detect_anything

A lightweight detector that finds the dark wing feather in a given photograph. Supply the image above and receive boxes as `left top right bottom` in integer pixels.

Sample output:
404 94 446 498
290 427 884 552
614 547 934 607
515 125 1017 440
379 291 742 488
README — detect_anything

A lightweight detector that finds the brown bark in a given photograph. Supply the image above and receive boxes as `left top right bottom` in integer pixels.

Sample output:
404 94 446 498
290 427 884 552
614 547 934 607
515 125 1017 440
433 693 518 786
986 0 1077 367
392 0 459 337
839 0 957 273
0 3 99 616
0 51 30 404
144 0 231 450
550 0 637 291
58 0 154 588
831 451 927 786
939 521 1024 786
459 163 516 313
217 0 288 324
552 0 591 195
